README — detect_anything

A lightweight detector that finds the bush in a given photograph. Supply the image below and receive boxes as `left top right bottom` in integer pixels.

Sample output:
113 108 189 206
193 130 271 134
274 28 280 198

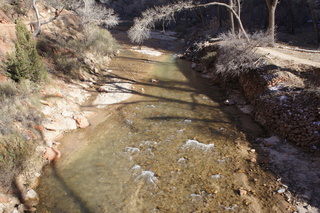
0 80 43 190
0 134 38 189
84 26 120 57
6 20 47 83
0 81 17 98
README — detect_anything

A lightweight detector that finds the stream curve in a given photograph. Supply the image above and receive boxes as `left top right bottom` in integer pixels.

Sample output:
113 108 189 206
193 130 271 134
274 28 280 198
36 33 290 213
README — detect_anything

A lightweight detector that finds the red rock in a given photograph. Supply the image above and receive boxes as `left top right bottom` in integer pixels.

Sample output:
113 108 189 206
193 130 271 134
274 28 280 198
34 125 44 132
74 115 89 129
43 147 61 162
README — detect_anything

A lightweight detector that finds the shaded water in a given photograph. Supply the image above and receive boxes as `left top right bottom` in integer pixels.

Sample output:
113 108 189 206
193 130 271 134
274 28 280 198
37 41 287 212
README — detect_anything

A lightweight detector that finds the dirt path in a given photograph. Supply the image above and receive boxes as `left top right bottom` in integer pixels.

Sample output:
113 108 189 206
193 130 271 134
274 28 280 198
257 46 320 68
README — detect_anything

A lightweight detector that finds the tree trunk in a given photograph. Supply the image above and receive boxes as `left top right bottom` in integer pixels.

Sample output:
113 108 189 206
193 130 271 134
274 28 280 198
32 0 41 36
192 1 249 41
307 0 320 45
265 0 278 46
229 0 235 34
287 0 295 34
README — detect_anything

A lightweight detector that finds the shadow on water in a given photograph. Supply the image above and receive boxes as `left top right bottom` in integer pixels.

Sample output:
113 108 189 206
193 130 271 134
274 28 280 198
45 162 92 213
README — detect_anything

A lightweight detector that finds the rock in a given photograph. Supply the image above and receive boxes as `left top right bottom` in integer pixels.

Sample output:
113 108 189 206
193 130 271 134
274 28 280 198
42 118 77 131
40 100 53 106
263 136 281 147
23 189 39 208
250 149 256 153
238 105 254 114
277 188 286 194
239 189 247 196
74 114 89 129
191 62 196 69
25 190 38 200
34 125 44 132
224 99 236 105
43 147 61 162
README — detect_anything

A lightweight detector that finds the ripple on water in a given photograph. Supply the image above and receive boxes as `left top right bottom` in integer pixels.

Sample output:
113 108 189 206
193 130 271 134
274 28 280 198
181 140 215 152
124 147 140 155
135 170 158 186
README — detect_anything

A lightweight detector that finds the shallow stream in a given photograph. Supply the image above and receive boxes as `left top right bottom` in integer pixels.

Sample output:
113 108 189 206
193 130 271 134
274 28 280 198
37 37 289 212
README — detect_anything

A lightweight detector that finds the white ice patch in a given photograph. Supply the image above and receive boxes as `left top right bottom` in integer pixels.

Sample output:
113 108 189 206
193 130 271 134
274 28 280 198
131 165 142 174
184 119 192 123
181 140 215 152
190 194 203 202
93 82 132 108
220 205 239 211
135 170 158 186
131 46 162 56
211 174 221 179
177 157 187 164
140 140 158 148
124 147 140 155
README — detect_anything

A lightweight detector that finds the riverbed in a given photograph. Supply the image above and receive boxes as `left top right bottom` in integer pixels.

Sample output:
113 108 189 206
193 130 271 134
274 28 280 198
36 33 291 212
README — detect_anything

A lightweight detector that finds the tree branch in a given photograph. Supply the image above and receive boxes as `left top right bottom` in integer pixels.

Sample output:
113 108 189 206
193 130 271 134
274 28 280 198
185 2 249 41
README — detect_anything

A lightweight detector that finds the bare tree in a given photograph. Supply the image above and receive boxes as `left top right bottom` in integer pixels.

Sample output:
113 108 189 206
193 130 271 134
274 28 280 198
30 0 118 36
128 0 249 44
229 0 235 34
265 0 278 46
75 0 118 28
32 0 41 36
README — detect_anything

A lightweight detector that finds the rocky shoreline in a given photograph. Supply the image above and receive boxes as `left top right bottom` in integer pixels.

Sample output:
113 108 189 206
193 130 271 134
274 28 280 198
181 39 320 211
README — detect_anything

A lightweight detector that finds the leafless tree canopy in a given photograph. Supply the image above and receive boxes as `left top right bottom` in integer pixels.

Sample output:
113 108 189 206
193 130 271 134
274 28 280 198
44 0 119 28
128 1 191 43
128 0 249 44
75 0 119 28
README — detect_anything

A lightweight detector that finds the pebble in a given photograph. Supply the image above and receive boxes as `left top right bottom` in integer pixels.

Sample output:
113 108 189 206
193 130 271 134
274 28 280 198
239 189 247 196
277 188 286 194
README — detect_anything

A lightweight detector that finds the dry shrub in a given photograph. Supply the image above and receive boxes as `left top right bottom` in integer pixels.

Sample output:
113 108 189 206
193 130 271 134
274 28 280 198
0 80 43 190
214 32 267 79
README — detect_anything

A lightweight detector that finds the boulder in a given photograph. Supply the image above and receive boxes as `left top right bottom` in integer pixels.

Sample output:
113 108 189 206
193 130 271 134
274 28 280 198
43 147 61 162
74 114 89 129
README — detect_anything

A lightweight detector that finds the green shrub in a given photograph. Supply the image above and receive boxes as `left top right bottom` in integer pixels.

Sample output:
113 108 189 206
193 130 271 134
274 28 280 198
6 20 47 83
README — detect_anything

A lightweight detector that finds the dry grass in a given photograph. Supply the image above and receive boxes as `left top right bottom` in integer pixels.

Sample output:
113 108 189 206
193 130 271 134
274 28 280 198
198 32 272 80
0 80 43 190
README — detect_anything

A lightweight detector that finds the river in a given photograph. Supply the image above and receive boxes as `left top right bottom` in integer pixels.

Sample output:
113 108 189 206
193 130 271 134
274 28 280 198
36 32 290 212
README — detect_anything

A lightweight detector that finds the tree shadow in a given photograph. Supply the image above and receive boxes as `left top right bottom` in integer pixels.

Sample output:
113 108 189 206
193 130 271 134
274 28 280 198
44 162 92 213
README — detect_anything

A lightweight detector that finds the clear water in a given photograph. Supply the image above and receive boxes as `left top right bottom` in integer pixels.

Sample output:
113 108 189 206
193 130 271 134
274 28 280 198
37 43 285 212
